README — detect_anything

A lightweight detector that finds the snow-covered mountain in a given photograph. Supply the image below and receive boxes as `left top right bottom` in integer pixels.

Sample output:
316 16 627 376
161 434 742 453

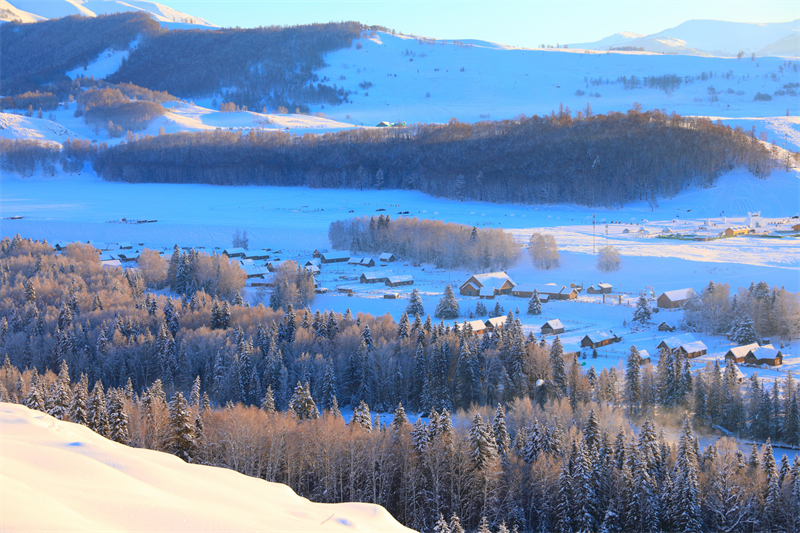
0 0 44 22
570 19 799 57
6 0 216 26
0 402 414 532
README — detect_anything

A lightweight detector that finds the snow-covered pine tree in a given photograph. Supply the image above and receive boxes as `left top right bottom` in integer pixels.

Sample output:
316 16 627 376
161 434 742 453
449 513 465 533
392 402 408 430
493 404 511 457
23 372 46 412
88 379 109 436
434 284 460 319
433 513 451 533
351 400 372 431
730 313 760 345
69 373 89 425
321 360 338 410
632 294 651 323
672 417 702 533
289 381 319 421
475 301 487 316
168 391 196 462
107 389 130 445
261 385 276 414
406 288 425 316
549 336 568 398
527 289 542 315
469 413 498 469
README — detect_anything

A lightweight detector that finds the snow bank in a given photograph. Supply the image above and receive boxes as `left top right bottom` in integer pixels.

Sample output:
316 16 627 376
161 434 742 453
0 402 414 532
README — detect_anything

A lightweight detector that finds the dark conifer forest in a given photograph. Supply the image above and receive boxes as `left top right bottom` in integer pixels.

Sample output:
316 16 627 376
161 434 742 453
93 109 775 207
2 235 800 532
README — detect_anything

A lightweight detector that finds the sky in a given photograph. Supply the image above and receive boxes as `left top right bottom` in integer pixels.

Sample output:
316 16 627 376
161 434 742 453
157 0 799 46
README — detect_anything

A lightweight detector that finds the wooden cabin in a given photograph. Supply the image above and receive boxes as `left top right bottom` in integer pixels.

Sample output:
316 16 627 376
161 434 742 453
222 247 247 258
580 331 621 349
484 316 508 332
320 251 350 264
724 343 761 364
379 252 397 263
541 319 564 336
586 283 613 294
464 319 487 335
657 321 676 332
511 284 578 300
657 288 695 309
745 347 783 366
360 271 392 284
675 341 708 359
460 272 515 296
385 275 414 287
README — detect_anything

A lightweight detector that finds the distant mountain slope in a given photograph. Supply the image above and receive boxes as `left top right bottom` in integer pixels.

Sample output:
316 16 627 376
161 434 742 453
570 19 799 57
0 403 414 532
0 0 44 22
0 12 160 94
8 0 215 26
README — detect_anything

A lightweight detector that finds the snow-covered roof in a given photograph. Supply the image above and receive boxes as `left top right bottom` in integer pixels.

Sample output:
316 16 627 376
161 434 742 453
467 271 514 290
222 247 247 256
638 349 651 358
479 287 495 297
321 251 350 260
512 283 564 294
726 343 760 358
584 331 618 342
485 316 508 328
543 319 564 330
362 271 392 280
678 341 707 353
598 283 612 289
750 347 782 360
387 275 413 283
379 253 396 261
243 249 271 258
660 288 694 302
658 335 696 349
100 259 122 268
465 319 487 331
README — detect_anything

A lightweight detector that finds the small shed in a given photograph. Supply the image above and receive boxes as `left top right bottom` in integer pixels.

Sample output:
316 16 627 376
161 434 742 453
379 252 397 263
580 331 621 349
657 321 676 332
101 259 122 269
638 349 651 365
383 293 399 299
460 272 515 296
312 248 329 258
541 319 564 336
243 249 271 261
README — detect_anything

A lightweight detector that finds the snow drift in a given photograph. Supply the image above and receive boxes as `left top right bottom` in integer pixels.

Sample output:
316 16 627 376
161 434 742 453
0 402 414 532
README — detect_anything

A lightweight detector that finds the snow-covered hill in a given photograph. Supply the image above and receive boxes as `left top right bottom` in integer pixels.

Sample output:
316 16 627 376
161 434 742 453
7 0 216 27
570 19 799 57
0 403 414 532
0 0 44 22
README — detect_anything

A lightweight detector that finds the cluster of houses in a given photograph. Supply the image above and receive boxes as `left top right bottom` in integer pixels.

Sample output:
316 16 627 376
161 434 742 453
458 272 584 301
724 342 784 366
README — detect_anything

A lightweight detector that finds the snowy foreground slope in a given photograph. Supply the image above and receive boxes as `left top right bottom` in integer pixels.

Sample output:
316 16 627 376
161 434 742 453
0 403 414 532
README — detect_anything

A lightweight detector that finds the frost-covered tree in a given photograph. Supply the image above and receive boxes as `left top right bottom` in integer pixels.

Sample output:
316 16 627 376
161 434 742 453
107 389 130 445
351 400 372 431
406 288 425 316
730 313 760 345
289 381 319 421
626 346 642 417
168 391 196 462
435 284 460 319
597 245 621 272
549 336 568 398
632 294 651 323
528 233 559 269
527 289 542 315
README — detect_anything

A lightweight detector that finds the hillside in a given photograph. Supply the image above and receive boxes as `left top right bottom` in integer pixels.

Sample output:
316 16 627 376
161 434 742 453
569 19 800 57
0 403 414 532
0 0 43 23
6 0 215 26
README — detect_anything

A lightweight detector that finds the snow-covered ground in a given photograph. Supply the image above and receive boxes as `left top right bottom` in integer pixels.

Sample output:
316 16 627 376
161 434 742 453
0 402 413 532
6 0 216 26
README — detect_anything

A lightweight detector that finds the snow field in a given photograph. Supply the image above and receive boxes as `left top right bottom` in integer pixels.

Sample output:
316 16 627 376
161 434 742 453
0 402 413 532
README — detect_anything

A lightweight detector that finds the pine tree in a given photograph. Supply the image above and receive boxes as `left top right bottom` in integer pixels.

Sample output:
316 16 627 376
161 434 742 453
88 380 109 436
449 513 465 533
406 288 425 316
107 389 129 444
321 361 338 410
469 413 498 469
434 284 460 319
673 417 702 533
731 313 760 345
549 336 568 398
493 404 511 457
433 513 451 533
527 289 542 315
632 294 652 323
69 373 89 425
24 373 46 412
351 400 372 431
289 381 319 421
261 386 276 414
24 279 36 303
168 391 196 462
475 301 487 316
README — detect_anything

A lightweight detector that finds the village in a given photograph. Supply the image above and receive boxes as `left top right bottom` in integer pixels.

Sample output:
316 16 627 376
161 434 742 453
50 231 800 393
